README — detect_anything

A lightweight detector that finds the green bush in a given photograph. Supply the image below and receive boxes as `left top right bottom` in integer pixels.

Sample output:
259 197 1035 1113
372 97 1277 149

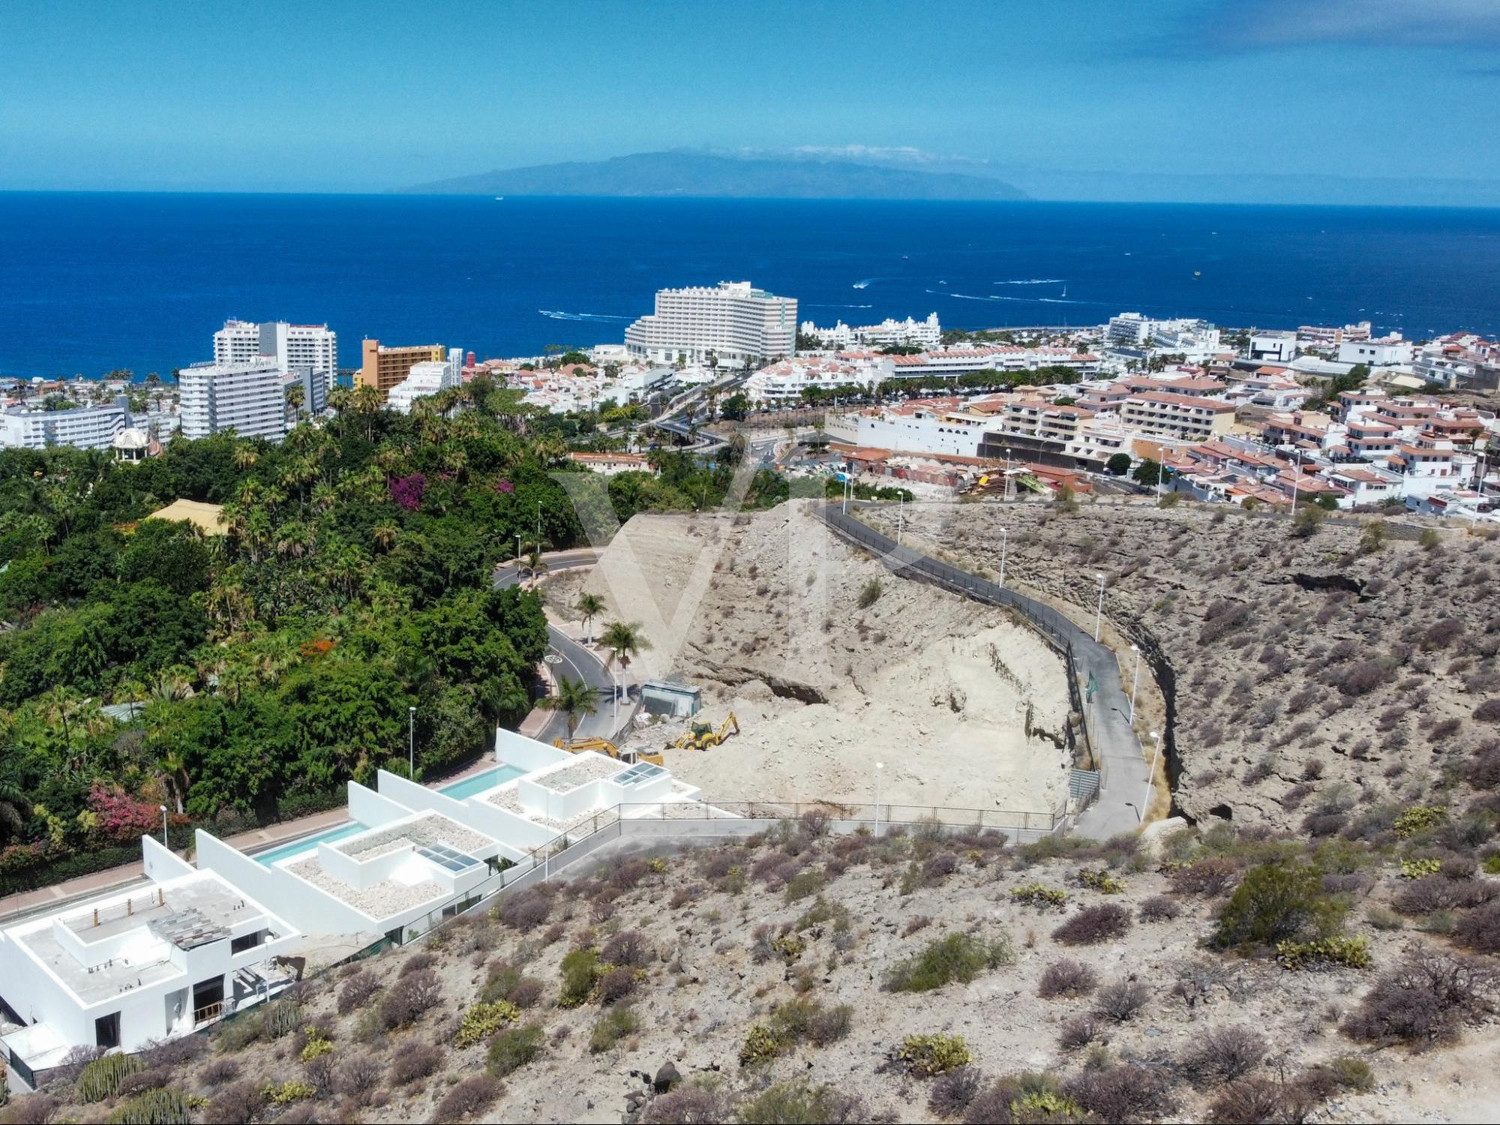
106 1087 192 1124
1010 882 1068 907
1400 858 1442 879
782 870 825 903
770 934 805 963
740 998 855 1064
857 578 882 609
1212 862 1344 950
486 1023 546 1076
1077 868 1126 894
559 947 603 1007
455 1000 520 1047
298 1027 333 1062
1275 936 1372 970
898 1034 971 1077
736 1081 866 1124
262 999 303 1039
263 1079 314 1105
1394 806 1448 839
589 1005 640 1054
1325 1056 1375 1092
77 1054 145 1102
886 932 1014 992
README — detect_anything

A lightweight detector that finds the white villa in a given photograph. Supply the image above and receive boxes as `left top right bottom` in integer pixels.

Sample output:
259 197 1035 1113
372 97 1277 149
0 730 701 1088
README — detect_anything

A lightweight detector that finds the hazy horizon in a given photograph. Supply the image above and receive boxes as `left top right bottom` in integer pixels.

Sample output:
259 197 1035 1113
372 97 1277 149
3 1 1500 205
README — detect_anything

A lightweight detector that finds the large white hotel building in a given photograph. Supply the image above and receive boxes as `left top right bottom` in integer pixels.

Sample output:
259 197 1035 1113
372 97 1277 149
625 281 796 366
213 320 337 378
177 361 287 442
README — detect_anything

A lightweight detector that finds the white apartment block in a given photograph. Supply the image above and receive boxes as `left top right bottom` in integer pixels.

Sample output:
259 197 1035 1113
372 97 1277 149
214 320 337 379
1338 334 1412 367
0 397 130 451
800 313 941 350
1248 331 1298 364
744 357 886 404
1297 321 1372 348
824 401 990 458
386 351 464 415
880 346 1097 379
625 281 796 366
1120 392 1236 443
178 362 287 442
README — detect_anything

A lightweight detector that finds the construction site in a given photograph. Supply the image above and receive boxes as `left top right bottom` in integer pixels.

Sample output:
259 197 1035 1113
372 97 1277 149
541 502 1077 820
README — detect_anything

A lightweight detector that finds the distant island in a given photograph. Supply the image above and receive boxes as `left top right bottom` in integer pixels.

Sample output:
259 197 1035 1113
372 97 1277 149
402 151 1028 201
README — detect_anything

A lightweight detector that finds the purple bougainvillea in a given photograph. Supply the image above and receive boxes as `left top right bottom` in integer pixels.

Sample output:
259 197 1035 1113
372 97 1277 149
496 478 515 494
389 472 428 511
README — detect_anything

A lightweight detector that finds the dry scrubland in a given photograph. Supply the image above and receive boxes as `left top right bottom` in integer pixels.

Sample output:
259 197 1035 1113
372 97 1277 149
11 817 1500 1124
546 504 1072 814
867 502 1500 833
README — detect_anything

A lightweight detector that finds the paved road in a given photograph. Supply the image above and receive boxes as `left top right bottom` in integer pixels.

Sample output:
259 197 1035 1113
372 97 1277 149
493 549 629 745
819 504 1151 839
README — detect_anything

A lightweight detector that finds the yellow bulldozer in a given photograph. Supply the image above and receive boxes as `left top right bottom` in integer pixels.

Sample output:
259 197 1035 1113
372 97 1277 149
552 736 663 767
669 712 739 752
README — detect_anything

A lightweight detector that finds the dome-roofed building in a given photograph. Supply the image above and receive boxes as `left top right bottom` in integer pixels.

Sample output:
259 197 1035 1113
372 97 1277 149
111 426 161 463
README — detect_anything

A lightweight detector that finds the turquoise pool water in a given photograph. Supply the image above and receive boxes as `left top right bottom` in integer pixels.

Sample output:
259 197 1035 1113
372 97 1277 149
439 765 526 800
254 821 367 866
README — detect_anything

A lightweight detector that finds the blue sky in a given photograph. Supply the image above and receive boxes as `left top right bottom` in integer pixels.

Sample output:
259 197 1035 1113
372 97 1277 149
2 0 1499 200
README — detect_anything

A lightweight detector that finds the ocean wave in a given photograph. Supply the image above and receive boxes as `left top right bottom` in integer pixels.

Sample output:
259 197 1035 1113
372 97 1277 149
853 278 875 289
538 309 632 322
807 303 874 309
993 278 1064 285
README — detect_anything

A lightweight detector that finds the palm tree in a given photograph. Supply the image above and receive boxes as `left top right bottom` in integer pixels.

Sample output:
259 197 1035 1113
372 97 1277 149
371 521 399 552
232 442 258 471
598 620 650 705
0 756 32 843
540 676 598 740
523 547 549 589
575 592 605 644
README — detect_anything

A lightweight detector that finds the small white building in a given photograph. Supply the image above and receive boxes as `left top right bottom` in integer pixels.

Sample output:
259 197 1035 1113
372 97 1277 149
800 313 941 350
566 452 657 476
0 397 131 451
1338 335 1412 368
1248 331 1298 364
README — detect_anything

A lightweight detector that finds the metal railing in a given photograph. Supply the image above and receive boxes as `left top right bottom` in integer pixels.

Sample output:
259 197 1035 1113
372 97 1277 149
192 1001 223 1025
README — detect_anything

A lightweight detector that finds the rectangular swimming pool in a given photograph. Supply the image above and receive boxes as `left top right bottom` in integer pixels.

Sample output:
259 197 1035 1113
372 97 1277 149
254 821 367 866
438 765 527 801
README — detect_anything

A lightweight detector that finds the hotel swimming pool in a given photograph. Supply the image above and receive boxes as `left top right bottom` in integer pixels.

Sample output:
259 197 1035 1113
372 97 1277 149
438 764 527 801
254 821 367 866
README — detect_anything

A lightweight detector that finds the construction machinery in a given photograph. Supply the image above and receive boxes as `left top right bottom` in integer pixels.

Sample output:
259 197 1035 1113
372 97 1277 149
669 712 740 752
552 736 663 767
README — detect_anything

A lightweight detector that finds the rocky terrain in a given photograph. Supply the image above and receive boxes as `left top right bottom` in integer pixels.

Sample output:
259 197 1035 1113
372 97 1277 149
12 815 1500 1124
863 499 1500 834
543 504 1073 816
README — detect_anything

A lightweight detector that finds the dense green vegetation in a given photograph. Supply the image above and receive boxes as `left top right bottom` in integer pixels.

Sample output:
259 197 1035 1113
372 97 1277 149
0 381 619 889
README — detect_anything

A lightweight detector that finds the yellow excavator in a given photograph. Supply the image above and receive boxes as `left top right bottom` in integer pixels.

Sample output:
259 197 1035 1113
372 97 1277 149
552 735 663 767
669 712 739 752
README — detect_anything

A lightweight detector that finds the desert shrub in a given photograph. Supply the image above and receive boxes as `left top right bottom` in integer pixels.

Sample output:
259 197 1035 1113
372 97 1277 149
1476 699 1500 723
1211 862 1342 949
399 951 436 977
496 887 551 930
1393 874 1496 914
263 1079 314 1106
601 929 652 968
456 1000 521 1046
482 965 545 1008
858 578 883 609
1340 659 1392 697
433 1074 505 1122
1401 857 1442 879
114 1067 171 1099
1067 1063 1174 1123
642 1085 731 1124
334 1053 383 1103
885 932 1014 992
782 869 825 903
336 968 380 1015
1094 979 1149 1022
379 967 442 1029
608 856 652 890
1344 952 1494 1046
1276 935 1372 970
1206 1077 1291 1124
206 1081 265 1125
200 1058 239 1087
737 1081 867 1124
297 1025 332 1062
1322 1056 1375 1092
899 1034 971 1077
590 1006 641 1054
559 947 604 1007
262 998 303 1039
1140 895 1181 922
484 1022 546 1077
138 1037 206 1070
1059 1014 1102 1049
1422 618 1466 650
1454 900 1500 953
1170 857 1239 897
1184 1026 1268 1083
1037 959 1098 999
104 1088 192 1125
1076 867 1126 894
392 1042 443 1085
928 1066 983 1119
1052 903 1131 945
1010 882 1068 907
598 966 638 1004
963 1073 1073 1125
76 1054 144 1102
212 1011 264 1053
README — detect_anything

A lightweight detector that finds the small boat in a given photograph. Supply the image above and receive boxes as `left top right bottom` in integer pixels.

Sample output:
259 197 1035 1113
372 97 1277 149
494 196 505 201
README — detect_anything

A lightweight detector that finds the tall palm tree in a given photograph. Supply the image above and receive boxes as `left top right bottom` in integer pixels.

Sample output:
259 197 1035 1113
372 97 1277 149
598 620 650 704
575 593 605 644
371 521 399 552
523 547 548 588
540 676 598 740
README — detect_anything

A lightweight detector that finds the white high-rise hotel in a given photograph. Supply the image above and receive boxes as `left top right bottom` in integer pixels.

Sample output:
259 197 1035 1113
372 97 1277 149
177 362 287 442
214 320 337 376
625 281 796 366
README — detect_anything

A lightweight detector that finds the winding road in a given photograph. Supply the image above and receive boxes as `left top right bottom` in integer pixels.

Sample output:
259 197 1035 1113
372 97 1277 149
493 549 629 745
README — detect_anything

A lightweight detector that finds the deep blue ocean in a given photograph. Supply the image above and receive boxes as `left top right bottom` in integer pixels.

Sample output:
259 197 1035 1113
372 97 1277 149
1 192 1498 379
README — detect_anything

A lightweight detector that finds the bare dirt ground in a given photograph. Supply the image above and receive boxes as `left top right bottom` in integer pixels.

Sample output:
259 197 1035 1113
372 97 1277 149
544 503 1072 816
20 824 1500 1124
863 499 1500 834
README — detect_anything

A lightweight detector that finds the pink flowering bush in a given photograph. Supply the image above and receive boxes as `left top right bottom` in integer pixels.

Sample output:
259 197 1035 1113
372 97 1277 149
388 473 427 512
496 479 515 494
87 784 166 843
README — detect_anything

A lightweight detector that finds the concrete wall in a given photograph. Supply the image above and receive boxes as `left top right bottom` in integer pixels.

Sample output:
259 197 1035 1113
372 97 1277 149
141 835 194 883
495 727 570 771
348 783 411 828
375 770 539 859
195 831 374 937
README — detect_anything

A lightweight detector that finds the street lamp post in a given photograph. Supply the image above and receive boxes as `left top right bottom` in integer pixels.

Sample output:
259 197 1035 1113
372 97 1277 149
874 761 884 838
1142 731 1162 822
1093 572 1106 643
408 706 416 779
159 805 168 849
1289 448 1302 518
515 532 522 562
998 526 1008 590
897 494 903 546
1129 644 1141 722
